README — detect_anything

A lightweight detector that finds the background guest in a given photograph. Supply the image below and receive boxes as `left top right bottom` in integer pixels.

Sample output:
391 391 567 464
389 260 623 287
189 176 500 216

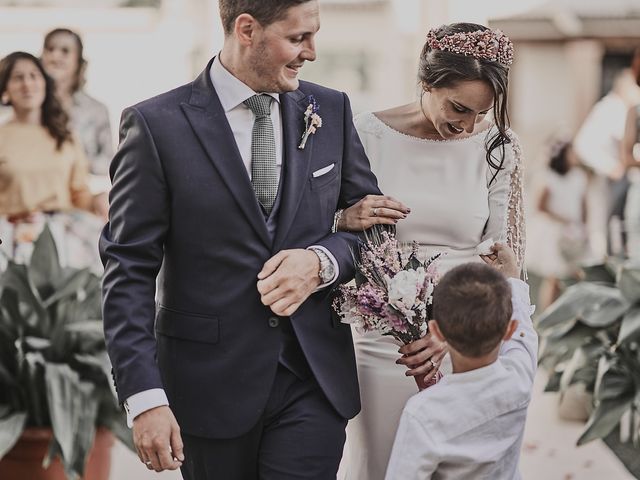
41 27 113 191
0 51 107 266
527 140 589 309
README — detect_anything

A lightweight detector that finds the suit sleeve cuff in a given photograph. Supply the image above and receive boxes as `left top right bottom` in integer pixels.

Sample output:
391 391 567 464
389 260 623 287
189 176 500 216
124 388 169 428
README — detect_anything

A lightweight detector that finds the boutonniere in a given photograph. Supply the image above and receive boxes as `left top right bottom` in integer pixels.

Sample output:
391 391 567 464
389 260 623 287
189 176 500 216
298 95 322 150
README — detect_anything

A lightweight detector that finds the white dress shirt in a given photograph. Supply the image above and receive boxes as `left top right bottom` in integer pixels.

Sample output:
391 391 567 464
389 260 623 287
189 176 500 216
385 279 538 480
123 56 338 426
574 92 628 178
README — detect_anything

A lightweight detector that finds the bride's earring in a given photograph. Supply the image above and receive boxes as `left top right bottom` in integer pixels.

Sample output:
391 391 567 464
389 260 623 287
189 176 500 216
0 93 8 105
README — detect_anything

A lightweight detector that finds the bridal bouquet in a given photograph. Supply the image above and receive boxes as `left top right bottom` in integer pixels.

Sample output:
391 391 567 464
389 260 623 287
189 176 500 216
333 226 442 345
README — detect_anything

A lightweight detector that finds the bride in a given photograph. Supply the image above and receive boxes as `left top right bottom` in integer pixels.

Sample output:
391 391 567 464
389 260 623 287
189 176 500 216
337 23 526 479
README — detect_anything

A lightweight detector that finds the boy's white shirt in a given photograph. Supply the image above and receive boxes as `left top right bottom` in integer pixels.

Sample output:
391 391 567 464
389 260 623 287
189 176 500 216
385 278 538 480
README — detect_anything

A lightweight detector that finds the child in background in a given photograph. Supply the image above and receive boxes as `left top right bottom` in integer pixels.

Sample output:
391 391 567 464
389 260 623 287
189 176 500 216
527 140 589 309
385 244 537 480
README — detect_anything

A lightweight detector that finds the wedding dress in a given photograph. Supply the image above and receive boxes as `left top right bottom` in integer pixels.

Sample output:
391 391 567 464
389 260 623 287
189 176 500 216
338 112 526 480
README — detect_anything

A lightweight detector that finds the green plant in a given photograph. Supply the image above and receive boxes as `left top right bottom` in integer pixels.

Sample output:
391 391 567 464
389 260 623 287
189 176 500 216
537 259 640 467
0 226 133 479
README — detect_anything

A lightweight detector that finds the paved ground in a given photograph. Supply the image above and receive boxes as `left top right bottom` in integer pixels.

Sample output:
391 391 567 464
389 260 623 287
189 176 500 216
109 371 634 480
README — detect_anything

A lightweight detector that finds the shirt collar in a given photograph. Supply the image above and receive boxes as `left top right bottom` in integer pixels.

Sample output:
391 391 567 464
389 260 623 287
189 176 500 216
439 359 504 385
210 54 280 113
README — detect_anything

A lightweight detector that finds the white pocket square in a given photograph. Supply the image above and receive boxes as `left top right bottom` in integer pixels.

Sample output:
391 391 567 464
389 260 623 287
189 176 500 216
312 163 335 178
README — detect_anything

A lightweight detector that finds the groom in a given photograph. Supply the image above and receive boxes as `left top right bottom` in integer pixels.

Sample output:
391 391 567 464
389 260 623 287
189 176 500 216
100 0 381 478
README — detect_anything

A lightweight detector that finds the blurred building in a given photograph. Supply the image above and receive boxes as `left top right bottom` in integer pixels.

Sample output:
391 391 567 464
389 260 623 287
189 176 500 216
491 0 640 173
2 0 639 179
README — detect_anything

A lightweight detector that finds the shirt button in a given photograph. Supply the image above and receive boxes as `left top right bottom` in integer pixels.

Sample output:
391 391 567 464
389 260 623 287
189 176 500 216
268 316 280 328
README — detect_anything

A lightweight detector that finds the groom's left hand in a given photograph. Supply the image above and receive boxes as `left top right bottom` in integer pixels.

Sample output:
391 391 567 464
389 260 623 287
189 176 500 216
257 249 321 316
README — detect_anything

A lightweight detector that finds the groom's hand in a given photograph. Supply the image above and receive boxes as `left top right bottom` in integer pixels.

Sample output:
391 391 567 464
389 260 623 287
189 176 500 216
257 249 321 316
132 406 184 472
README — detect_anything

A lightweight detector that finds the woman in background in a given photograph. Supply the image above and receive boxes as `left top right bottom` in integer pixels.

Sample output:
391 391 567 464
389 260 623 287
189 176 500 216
527 141 588 309
41 28 113 185
0 51 107 265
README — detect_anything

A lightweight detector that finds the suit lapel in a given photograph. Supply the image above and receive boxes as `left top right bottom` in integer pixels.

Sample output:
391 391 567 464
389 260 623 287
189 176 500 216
273 90 314 251
180 61 271 248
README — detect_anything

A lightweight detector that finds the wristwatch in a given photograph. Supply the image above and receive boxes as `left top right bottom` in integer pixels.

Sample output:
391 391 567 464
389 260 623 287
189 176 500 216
309 247 335 284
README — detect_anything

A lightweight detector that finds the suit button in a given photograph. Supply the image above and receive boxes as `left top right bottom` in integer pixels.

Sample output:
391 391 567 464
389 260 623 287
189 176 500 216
268 316 280 328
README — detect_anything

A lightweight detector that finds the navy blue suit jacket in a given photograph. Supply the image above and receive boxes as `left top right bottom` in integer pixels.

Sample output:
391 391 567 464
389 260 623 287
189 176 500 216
100 59 381 439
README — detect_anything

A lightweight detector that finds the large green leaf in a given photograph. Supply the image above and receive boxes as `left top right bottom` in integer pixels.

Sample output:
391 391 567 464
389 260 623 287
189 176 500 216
44 362 98 478
618 307 640 346
21 351 48 427
580 289 629 328
537 283 627 330
29 224 62 302
42 268 93 309
581 264 616 284
0 410 27 459
578 356 635 445
0 262 48 333
559 343 603 393
538 323 598 368
618 262 640 305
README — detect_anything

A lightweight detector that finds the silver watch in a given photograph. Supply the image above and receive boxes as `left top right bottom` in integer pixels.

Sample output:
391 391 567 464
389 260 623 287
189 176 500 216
309 247 335 283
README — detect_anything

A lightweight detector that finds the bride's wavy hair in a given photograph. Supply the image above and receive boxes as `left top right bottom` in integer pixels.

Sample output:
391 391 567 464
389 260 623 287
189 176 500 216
0 52 73 150
219 0 312 35
419 23 511 184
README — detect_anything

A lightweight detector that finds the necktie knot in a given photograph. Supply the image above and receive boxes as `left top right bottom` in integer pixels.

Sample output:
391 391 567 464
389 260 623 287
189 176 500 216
244 94 273 118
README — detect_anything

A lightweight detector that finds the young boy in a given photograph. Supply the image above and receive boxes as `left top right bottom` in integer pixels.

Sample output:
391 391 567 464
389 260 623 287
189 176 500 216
385 243 537 480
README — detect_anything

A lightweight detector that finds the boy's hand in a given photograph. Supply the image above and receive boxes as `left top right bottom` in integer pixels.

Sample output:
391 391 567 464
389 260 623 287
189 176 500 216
480 243 519 278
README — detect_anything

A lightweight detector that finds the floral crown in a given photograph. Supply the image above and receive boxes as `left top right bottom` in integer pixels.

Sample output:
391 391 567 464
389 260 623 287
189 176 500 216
426 27 514 67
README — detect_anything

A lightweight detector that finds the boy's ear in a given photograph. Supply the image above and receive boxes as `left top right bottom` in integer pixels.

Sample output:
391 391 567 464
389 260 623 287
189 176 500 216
428 319 446 343
503 319 519 341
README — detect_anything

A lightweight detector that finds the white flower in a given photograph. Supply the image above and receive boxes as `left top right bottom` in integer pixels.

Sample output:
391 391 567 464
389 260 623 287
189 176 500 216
388 267 426 311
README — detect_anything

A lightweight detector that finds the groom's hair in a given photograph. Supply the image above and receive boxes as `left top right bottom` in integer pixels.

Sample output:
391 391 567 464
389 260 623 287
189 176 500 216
219 0 313 36
432 263 512 358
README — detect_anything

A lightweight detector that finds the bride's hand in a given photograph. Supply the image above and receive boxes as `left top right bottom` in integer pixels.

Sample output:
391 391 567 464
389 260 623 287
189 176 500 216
396 334 447 381
338 195 410 231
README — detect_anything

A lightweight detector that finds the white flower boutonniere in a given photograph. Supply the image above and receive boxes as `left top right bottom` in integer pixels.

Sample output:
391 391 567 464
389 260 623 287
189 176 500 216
298 95 322 150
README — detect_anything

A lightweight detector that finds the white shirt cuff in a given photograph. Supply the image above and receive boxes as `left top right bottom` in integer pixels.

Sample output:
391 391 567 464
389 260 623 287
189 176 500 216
308 245 339 290
124 388 169 428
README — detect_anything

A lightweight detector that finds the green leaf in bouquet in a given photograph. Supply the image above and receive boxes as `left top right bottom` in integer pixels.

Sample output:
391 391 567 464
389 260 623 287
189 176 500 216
403 251 422 271
618 262 640 305
617 307 640 346
0 410 27 460
44 362 98 478
29 224 62 302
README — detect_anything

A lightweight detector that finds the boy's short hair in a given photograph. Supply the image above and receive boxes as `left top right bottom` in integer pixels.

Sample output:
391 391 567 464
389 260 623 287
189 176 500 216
219 0 313 36
432 263 513 358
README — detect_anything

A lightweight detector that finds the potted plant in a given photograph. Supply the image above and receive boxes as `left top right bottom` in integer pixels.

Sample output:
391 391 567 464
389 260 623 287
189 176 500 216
536 259 640 476
0 226 134 479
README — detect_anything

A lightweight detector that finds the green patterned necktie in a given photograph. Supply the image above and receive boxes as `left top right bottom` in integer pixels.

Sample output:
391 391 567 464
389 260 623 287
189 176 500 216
244 94 278 214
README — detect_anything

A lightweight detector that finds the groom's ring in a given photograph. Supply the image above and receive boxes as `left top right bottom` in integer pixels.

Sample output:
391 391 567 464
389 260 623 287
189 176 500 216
372 208 378 217
145 461 152 466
